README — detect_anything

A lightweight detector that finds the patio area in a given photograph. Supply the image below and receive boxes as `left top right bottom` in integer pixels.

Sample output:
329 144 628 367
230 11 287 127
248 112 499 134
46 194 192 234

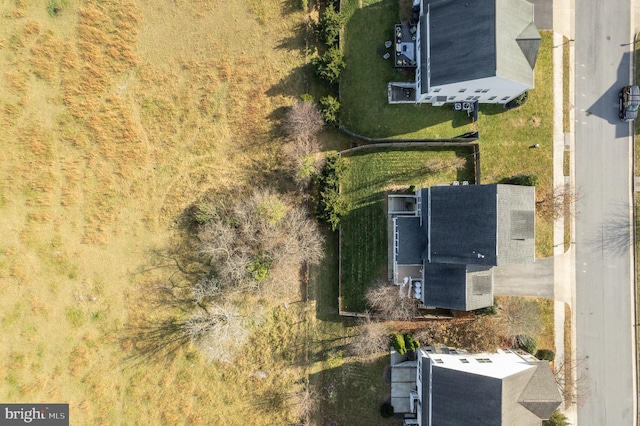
393 22 417 68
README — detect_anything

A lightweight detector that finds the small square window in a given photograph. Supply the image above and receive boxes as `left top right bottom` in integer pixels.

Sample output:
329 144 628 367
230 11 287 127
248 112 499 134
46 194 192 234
502 96 510 101
466 96 473 100
434 359 443 364
489 96 497 100
433 88 441 92
458 88 466 93
460 359 469 364
425 96 432 100
473 96 480 100
474 89 482 93
481 89 490 93
448 96 456 100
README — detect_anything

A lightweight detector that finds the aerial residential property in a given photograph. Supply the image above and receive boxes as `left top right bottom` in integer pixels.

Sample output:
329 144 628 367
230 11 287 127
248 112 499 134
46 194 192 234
388 184 536 311
388 0 541 105
390 346 562 425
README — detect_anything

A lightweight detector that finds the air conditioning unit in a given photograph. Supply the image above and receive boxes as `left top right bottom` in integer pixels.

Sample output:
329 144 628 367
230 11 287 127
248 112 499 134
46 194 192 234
454 102 463 111
462 102 471 110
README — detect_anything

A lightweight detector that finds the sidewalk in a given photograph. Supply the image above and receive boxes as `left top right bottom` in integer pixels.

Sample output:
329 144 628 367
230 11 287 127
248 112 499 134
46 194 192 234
552 1 577 422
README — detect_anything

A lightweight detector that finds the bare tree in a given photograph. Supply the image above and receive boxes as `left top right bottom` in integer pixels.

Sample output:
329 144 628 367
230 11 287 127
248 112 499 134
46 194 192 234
553 356 590 408
496 296 542 338
196 188 324 297
365 280 419 321
537 185 580 220
289 380 318 425
184 304 250 364
283 101 324 142
348 316 390 359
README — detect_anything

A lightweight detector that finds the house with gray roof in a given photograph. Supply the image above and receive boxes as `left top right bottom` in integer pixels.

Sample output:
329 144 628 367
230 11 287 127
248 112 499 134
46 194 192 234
390 346 562 425
388 0 541 106
388 184 535 311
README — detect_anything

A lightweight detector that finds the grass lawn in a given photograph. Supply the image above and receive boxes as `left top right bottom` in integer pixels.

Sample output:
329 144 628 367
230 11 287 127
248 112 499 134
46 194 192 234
340 147 476 312
340 0 475 139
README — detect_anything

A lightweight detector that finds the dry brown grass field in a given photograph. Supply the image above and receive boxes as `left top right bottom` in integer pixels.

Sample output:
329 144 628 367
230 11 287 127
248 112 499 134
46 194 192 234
0 0 311 423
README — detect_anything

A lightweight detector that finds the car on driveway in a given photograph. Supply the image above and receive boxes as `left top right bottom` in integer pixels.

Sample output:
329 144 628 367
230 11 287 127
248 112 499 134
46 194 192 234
619 85 640 122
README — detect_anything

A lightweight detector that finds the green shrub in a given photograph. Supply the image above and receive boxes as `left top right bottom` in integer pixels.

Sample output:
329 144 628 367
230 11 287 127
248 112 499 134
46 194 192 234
408 185 417 193
505 91 529 109
515 334 537 354
316 3 345 46
503 173 539 186
312 48 345 85
475 298 498 315
391 333 406 355
300 93 314 103
247 253 273 282
301 0 308 11
543 410 570 426
316 153 349 230
319 95 341 125
379 402 394 418
404 333 420 352
536 349 555 362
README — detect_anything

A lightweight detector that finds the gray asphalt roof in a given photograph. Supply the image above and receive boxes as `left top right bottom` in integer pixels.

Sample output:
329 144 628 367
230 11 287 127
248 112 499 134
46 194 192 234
428 185 499 266
396 217 427 265
425 0 497 87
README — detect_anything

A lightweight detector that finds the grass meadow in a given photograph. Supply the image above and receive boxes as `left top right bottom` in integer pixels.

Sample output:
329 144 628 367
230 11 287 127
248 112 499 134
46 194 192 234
0 0 318 424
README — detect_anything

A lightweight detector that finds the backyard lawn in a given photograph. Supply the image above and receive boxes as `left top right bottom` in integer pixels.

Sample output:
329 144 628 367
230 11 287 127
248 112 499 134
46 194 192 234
339 147 476 312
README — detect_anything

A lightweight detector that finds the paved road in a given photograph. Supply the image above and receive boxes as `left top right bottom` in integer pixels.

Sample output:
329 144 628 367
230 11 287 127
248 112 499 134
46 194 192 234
574 0 637 423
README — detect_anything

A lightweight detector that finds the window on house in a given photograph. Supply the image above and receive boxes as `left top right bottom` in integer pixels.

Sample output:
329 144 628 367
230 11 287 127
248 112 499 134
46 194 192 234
476 358 492 363
448 96 456 100
502 96 510 101
481 89 490 93
473 96 481 100
459 359 470 364
466 96 473 100
433 88 441 92
434 359 443 364
425 96 432 100
488 96 497 100
458 88 466 93
474 89 482 93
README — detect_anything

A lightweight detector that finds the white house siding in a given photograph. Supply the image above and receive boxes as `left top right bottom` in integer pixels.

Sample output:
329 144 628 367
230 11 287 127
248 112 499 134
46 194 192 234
415 76 530 105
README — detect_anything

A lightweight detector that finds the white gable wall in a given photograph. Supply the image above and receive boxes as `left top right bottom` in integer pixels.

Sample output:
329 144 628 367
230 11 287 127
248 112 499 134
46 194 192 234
415 76 530 105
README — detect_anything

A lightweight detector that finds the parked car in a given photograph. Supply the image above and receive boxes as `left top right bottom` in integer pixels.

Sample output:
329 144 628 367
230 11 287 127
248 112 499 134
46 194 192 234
619 85 640 122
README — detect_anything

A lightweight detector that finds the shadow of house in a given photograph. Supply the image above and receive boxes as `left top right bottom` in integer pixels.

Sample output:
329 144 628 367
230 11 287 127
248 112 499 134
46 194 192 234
389 184 535 311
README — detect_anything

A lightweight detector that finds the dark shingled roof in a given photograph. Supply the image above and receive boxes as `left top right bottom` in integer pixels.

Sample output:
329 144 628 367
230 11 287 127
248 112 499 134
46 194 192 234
396 217 427 265
425 0 497 87
422 263 468 310
428 185 499 266
430 367 503 426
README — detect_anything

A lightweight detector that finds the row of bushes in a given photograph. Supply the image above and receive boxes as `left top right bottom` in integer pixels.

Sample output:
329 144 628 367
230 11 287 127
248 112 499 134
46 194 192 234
515 334 555 361
391 333 420 355
311 2 344 123
316 153 349 230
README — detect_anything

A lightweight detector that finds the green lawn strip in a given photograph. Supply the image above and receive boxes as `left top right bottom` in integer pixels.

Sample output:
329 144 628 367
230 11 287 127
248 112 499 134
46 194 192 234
340 147 474 312
563 303 574 407
535 298 555 351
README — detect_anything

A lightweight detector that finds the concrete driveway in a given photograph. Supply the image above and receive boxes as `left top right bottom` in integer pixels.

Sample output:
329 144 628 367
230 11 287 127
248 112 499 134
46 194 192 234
493 256 555 298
